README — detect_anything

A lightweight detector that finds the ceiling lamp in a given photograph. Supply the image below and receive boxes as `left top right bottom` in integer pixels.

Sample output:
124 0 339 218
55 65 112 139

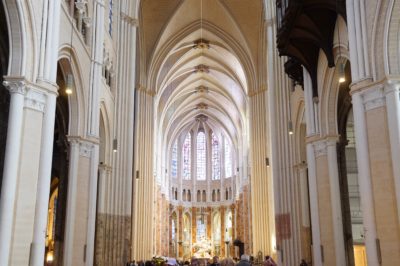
66 11 74 95
65 74 74 95
288 121 294 135
113 138 118 152
338 62 345 83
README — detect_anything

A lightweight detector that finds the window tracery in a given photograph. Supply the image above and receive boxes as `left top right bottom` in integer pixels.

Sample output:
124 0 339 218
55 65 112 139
183 133 191 180
171 140 178 178
224 138 232 178
211 132 220 180
196 131 206 180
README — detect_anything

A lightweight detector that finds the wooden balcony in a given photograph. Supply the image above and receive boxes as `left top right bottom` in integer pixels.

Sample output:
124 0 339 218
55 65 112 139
276 0 346 96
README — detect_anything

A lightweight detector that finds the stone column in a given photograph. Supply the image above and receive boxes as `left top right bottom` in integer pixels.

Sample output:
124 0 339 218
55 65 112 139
326 138 346 265
29 82 58 266
385 80 400 224
230 205 235 257
132 89 154 260
95 164 110 265
63 137 94 266
351 90 380 265
297 163 311 262
63 138 80 266
192 207 197 248
221 207 225 257
30 0 62 263
178 207 183 258
249 89 272 256
207 207 212 241
116 3 139 262
0 79 27 265
305 142 322 266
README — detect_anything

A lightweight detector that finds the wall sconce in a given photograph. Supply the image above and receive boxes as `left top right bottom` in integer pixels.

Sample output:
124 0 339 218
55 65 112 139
113 139 117 152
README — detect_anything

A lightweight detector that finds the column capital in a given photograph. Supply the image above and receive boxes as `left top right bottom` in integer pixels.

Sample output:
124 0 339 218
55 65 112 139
24 87 46 113
325 135 340 146
67 136 99 157
313 140 327 157
385 79 400 95
121 12 138 27
294 162 308 170
98 163 112 172
309 135 339 157
3 77 28 95
362 85 386 111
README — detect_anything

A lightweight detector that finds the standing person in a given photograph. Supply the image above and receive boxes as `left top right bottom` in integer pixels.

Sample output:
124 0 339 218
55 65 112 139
237 255 251 266
210 256 220 266
264 256 277 266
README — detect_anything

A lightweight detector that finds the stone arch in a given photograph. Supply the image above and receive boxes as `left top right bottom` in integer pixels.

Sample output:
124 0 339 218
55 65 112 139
146 21 256 95
58 47 87 136
319 16 350 136
1 0 34 77
384 0 400 75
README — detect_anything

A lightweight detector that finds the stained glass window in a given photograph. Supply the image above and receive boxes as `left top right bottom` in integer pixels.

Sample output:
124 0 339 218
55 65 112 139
183 133 191 179
197 132 206 180
212 132 220 180
171 140 178 178
225 138 232 177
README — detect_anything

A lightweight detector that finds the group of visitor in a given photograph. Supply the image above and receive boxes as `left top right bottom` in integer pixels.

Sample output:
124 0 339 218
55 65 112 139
126 255 308 266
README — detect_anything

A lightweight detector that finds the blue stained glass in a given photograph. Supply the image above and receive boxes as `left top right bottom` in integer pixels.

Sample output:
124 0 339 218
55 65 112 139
225 139 232 177
171 141 178 178
197 132 206 180
183 133 191 179
212 132 220 180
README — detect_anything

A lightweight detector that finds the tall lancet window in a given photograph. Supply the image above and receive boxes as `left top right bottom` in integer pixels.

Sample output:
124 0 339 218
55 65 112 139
197 131 206 180
171 140 178 178
212 132 220 180
183 133 191 180
225 139 232 178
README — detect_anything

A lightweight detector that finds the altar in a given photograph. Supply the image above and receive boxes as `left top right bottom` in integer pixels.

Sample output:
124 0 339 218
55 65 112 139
192 237 212 259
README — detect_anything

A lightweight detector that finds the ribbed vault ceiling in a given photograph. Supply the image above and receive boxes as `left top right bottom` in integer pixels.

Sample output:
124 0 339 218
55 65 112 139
139 0 265 152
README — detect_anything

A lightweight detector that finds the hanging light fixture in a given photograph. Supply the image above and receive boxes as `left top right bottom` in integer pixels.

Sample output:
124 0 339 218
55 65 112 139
338 61 345 83
336 0 345 84
66 12 75 95
65 74 74 95
113 138 118 152
288 121 294 135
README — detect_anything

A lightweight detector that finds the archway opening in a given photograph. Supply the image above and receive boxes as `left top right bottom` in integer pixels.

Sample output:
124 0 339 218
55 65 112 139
337 61 366 266
44 61 71 265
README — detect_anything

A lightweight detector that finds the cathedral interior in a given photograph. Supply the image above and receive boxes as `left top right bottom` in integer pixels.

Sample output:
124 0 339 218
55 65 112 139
0 0 400 266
